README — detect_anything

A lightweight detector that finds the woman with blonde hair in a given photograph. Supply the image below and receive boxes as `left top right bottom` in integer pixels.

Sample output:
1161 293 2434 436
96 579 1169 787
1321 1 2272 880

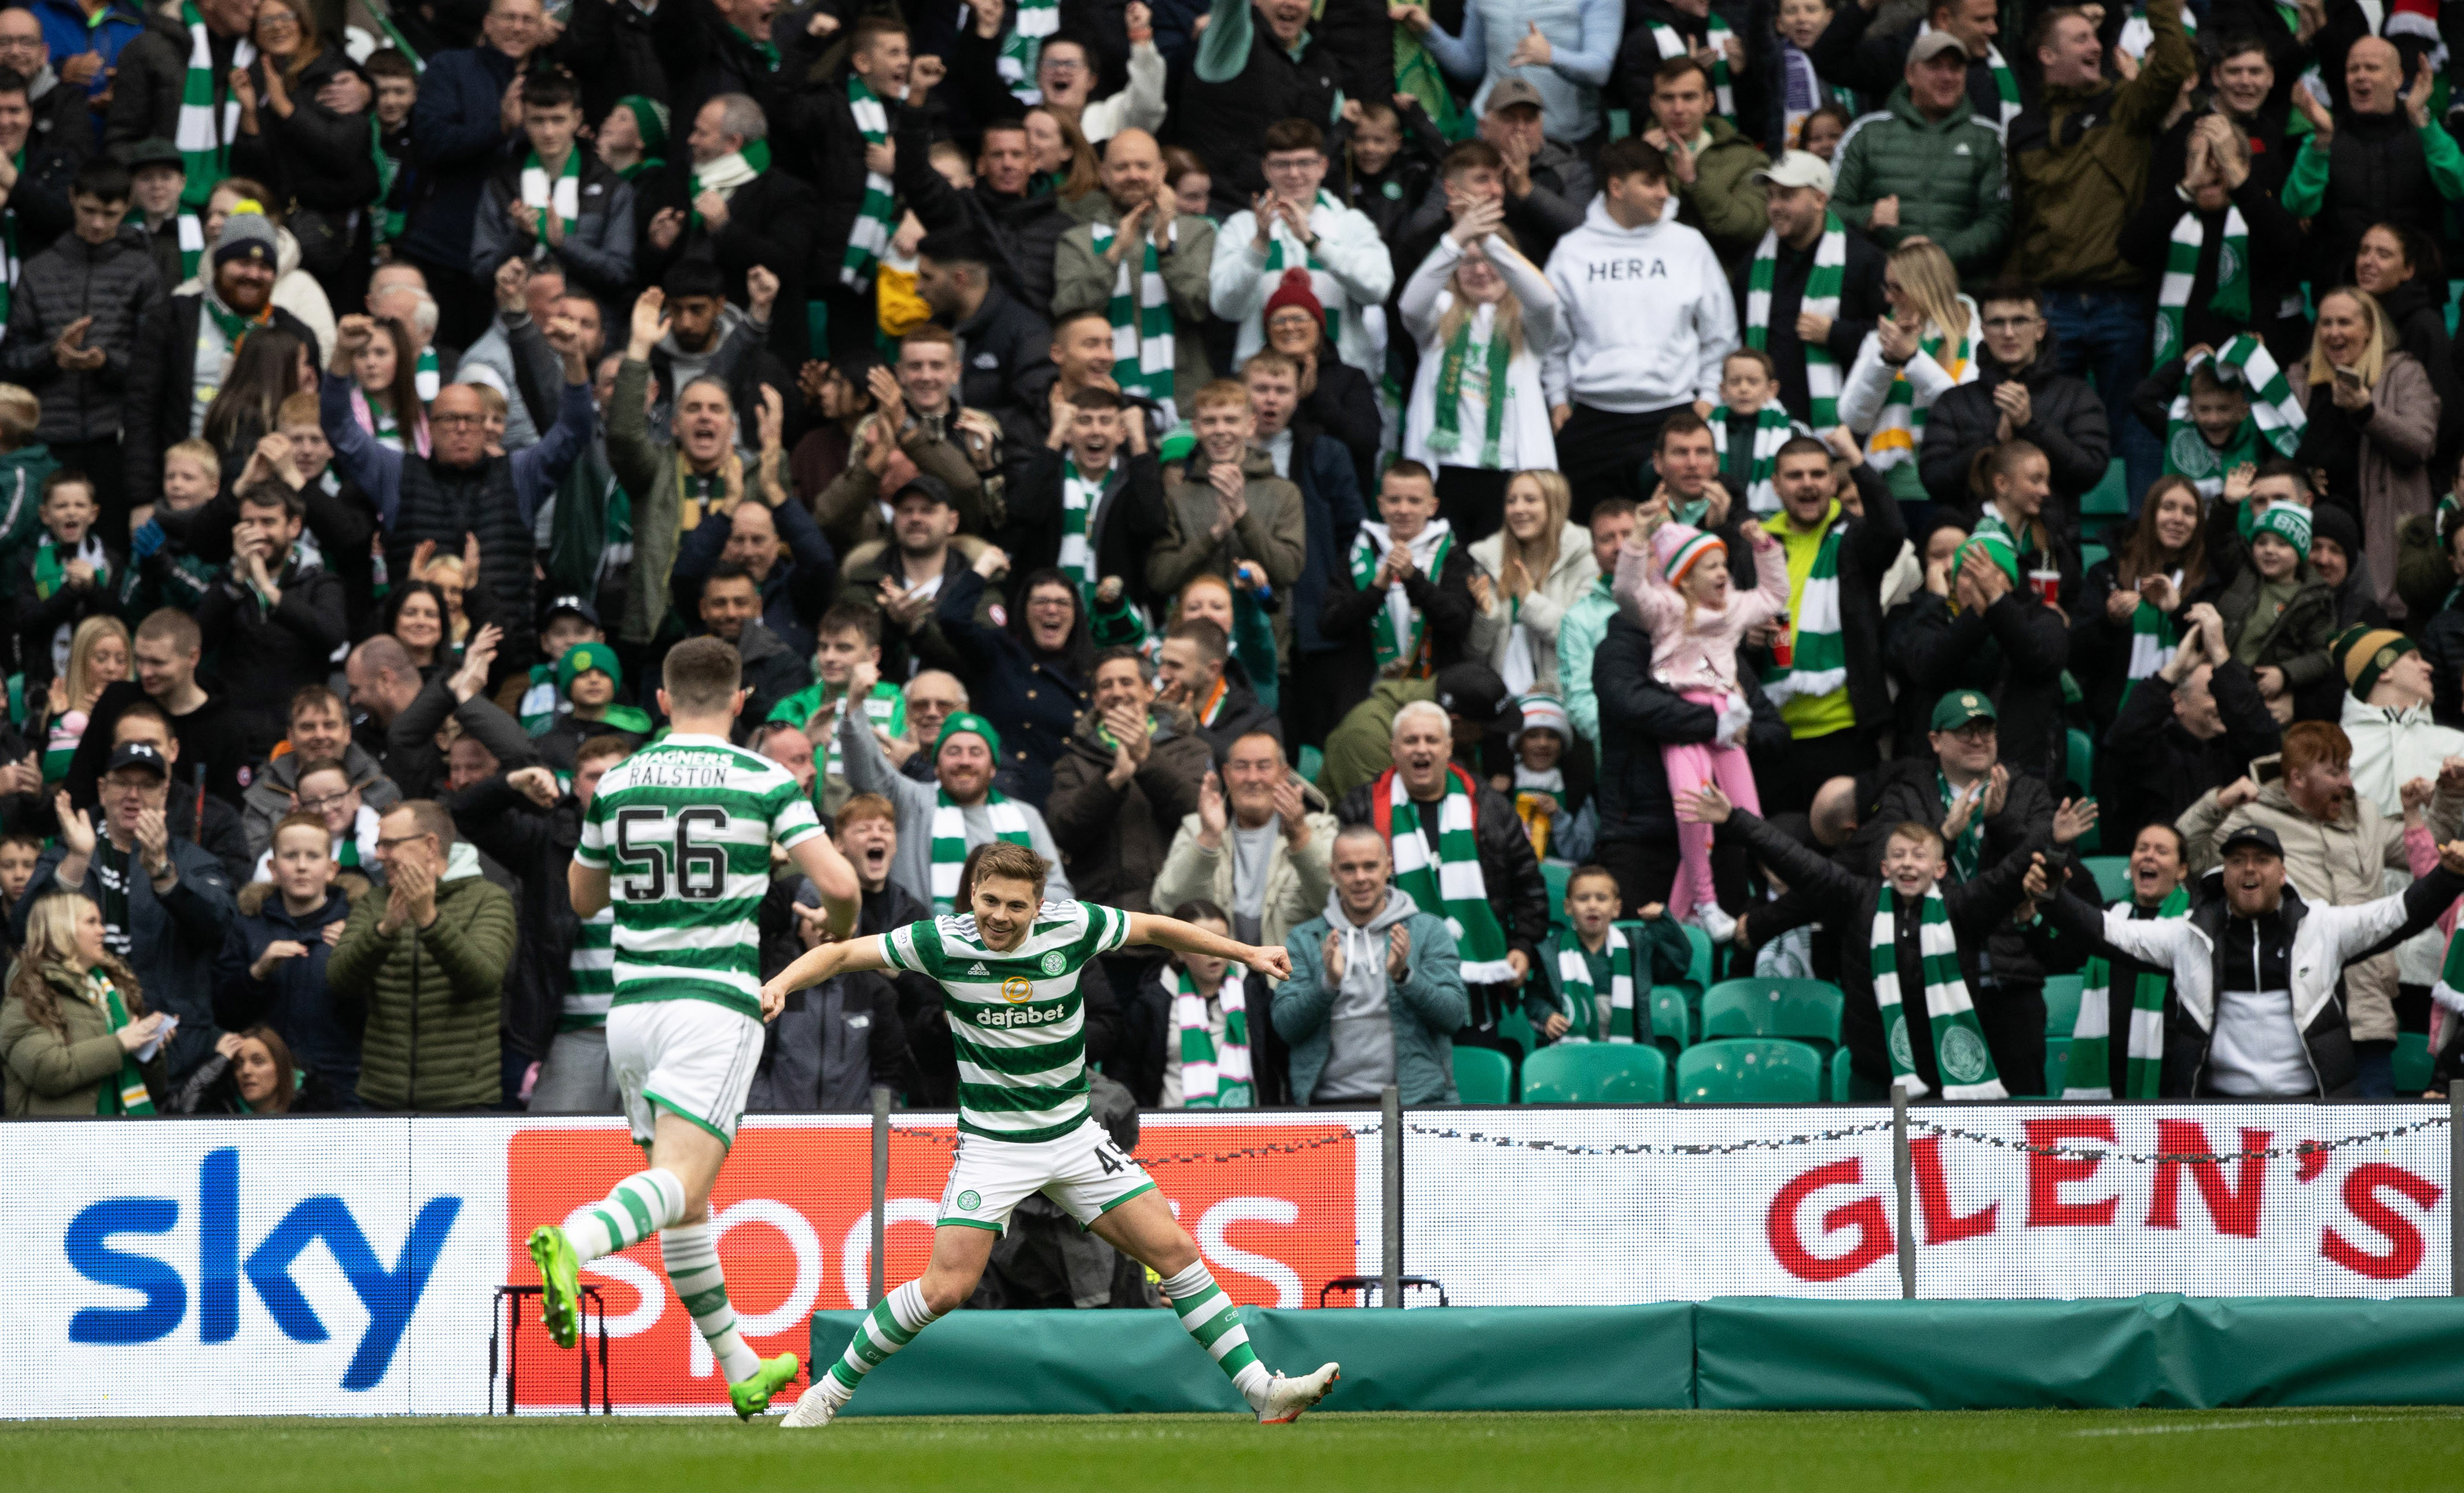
43 614 131 784
1839 239 1979 505
2297 286 2439 616
1468 469 1595 694
1400 196 1561 542
0 892 163 1115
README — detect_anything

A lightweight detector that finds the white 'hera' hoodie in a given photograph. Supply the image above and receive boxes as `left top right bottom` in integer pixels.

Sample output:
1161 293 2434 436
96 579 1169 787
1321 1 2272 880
1541 196 1738 415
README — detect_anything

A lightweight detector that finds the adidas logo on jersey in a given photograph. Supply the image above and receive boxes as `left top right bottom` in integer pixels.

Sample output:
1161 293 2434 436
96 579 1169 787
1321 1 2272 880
968 963 991 975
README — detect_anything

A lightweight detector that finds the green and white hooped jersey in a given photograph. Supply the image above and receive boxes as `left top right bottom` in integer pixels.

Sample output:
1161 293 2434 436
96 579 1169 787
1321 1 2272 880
882 900 1132 1143
574 733 825 1020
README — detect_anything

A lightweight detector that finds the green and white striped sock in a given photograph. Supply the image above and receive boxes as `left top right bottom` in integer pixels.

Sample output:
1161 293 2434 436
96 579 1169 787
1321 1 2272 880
1160 1261 1272 1410
820 1281 940 1406
562 1168 685 1260
660 1222 762 1384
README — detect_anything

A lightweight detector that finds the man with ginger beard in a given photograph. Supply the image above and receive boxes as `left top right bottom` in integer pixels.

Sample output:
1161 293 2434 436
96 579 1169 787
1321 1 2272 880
323 308 595 681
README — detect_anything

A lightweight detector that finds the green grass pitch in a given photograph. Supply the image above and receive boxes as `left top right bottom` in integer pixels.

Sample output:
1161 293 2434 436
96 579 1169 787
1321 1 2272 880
8 1408 2462 1492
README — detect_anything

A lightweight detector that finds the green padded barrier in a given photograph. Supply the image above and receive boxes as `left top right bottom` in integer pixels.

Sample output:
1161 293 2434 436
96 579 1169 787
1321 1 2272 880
1543 862 1572 928
1693 1296 2464 1410
808 1305 1696 1414
2082 459 2130 516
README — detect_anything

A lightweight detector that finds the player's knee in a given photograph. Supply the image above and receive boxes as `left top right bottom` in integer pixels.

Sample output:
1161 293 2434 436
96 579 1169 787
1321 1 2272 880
918 1271 974 1316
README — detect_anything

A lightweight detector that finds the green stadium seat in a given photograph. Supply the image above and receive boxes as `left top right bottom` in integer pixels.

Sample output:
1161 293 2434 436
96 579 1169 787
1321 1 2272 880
1649 986 1691 1056
1675 1039 1826 1102
1700 979 1846 1054
2042 975 2084 1036
1497 1010 1536 1057
2042 1038 2072 1098
2080 540 2110 575
1679 921 1714 985
2393 1031 2434 1094
1543 862 1572 929
1521 1043 1670 1103
2064 729 2098 851
1452 1045 1513 1104
1296 745 1323 784
1830 1046 1853 1102
2081 855 2134 904
2081 459 2130 517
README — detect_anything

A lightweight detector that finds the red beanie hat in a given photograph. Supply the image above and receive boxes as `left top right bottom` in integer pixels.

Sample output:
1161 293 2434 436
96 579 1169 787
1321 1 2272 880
1262 267 1323 326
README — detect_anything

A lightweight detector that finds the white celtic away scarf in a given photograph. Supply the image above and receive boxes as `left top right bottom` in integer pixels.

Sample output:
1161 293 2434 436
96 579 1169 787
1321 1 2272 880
1171 964 1252 1106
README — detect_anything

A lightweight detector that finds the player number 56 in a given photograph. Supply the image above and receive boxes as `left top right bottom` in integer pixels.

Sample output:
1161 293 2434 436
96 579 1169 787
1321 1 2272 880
613 806 731 900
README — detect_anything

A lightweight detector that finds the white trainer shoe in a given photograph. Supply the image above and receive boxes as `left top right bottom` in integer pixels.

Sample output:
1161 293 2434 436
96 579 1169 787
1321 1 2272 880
779 1385 844 1429
1256 1362 1340 1424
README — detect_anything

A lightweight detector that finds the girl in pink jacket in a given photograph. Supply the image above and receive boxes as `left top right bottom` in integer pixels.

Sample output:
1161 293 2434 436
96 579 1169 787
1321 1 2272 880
1615 518 1789 939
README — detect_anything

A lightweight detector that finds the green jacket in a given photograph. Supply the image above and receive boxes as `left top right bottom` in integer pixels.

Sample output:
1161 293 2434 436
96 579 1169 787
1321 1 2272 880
1275 900 1466 1105
1315 676 1437 803
0 971 166 1116
0 441 58 600
2004 0 2195 289
1830 85 2010 283
326 858 516 1110
1672 117 1770 265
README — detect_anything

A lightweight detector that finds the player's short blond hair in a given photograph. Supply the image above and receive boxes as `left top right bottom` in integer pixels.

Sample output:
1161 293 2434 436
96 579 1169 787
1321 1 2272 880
964 841 1049 899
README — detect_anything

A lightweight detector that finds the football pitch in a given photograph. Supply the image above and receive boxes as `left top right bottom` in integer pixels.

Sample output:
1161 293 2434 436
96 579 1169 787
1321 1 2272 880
9 1407 2463 1492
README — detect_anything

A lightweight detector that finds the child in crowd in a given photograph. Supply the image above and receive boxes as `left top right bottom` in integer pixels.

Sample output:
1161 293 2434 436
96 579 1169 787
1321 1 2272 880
771 603 904 814
1798 102 1852 163
1967 439 2075 610
1145 897 1256 1108
532 640 650 773
1712 349 1812 516
0 385 57 593
366 49 420 253
2136 350 2275 499
1333 459 1476 679
42 614 129 782
15 472 120 694
2214 499 2336 712
123 439 222 617
518 595 608 733
1344 98 1442 240
1163 146 1212 222
1772 0 1855 150
1526 865 1687 1046
1616 506 1788 939
0 828 42 924
252 757 381 877
1497 693 1593 863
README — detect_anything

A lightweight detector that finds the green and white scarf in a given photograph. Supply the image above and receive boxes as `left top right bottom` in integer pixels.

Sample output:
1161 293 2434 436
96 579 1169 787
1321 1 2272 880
1548 925 1636 1043
1170 963 1252 1106
928 789 1032 913
1866 311 1977 473
1349 519 1454 676
2152 205 2249 367
2117 568 2181 708
1261 190 1345 347
2161 337 2305 497
1058 454 1107 597
2065 885 2187 1098
840 77 896 292
1647 18 1734 121
1426 308 1512 468
370 118 405 245
564 906 614 1029
1385 766 1516 984
518 146 582 248
175 4 255 210
1870 884 2006 1098
1757 507 1846 706
690 142 765 230
131 206 206 282
1090 219 1176 423
1745 211 1845 425
90 972 156 1115
414 344 439 402
997 0 1060 105
786 678 906 789
1713 403 1800 514
203 283 271 348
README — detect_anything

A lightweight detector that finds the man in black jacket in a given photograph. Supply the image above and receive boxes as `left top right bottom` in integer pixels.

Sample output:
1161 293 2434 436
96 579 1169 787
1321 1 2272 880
1893 532 2074 789
1176 0 1347 208
468 69 638 314
1918 279 2111 529
1002 384 1168 607
895 114 1068 314
454 751 603 1111
101 0 253 159
345 632 536 801
2 157 160 535
553 0 674 125
1333 697 1549 1051
2103 602 2282 843
193 480 348 759
916 229 1050 417
124 205 318 505
1726 152 1885 422
637 93 819 367
1593 611 1793 917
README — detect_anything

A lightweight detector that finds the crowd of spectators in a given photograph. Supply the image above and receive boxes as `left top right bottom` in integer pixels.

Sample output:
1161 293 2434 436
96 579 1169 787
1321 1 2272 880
8 0 2464 1121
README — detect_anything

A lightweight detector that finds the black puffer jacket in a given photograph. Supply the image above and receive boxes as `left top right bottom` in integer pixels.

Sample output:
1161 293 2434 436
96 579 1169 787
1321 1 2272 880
1918 333 2112 521
892 105 1070 312
2304 105 2445 287
1892 588 2073 789
1174 4 1346 207
0 225 163 444
552 0 674 125
230 48 381 212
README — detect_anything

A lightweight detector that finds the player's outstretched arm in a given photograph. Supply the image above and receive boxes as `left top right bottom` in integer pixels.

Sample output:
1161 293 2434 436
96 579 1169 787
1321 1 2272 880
1125 910 1294 981
758 933 895 1021
569 862 612 918
786 832 862 939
